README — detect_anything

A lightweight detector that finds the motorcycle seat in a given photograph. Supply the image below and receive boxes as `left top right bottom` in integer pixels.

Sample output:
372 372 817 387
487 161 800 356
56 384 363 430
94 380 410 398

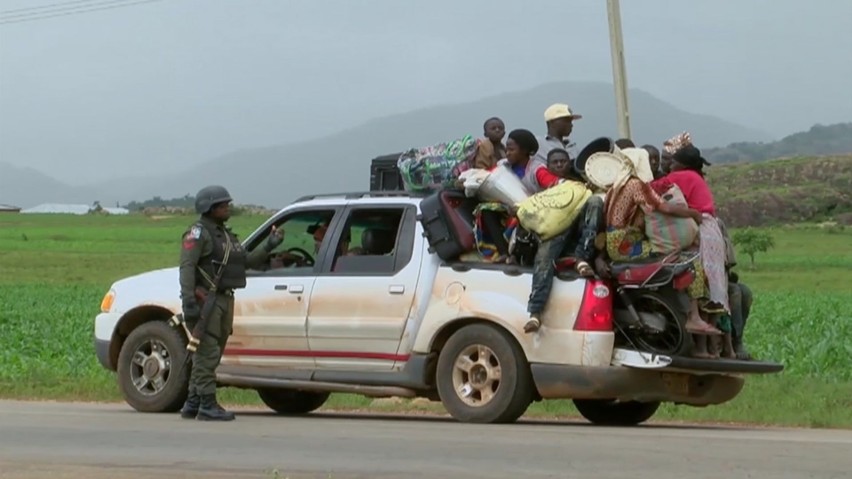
610 252 697 286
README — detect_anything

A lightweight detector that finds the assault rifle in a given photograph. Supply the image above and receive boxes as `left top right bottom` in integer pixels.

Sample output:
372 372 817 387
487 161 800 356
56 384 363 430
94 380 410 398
187 260 226 353
169 257 227 379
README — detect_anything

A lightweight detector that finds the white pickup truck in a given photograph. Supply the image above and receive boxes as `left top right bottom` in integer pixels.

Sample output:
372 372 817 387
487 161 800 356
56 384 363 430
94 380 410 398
94 190 782 425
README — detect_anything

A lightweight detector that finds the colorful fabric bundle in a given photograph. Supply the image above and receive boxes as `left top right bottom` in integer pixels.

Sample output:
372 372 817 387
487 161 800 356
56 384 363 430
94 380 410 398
397 135 478 193
472 202 517 262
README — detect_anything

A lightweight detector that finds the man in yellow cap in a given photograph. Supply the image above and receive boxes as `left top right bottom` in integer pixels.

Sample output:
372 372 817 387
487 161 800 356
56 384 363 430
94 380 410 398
530 103 583 192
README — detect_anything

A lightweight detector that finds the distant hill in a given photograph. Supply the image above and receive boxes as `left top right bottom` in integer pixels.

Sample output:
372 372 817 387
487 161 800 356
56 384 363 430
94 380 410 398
0 162 95 208
82 81 769 210
2 81 772 209
705 123 852 164
708 155 852 227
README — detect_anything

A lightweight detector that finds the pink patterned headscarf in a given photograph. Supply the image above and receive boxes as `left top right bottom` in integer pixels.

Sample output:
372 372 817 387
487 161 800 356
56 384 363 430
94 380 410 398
663 132 693 155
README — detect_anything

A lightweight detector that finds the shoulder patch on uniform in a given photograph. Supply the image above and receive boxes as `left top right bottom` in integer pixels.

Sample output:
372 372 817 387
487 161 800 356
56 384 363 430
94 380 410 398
188 225 202 240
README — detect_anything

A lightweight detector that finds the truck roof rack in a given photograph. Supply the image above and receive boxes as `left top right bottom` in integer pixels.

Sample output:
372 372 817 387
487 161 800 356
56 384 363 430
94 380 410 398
294 191 424 203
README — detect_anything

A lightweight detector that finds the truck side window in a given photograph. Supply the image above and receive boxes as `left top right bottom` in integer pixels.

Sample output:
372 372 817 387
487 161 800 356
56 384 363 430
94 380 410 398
330 207 414 275
246 209 337 274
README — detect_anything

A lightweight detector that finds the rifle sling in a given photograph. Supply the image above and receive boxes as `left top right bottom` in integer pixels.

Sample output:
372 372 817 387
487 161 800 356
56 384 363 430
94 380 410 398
196 227 232 293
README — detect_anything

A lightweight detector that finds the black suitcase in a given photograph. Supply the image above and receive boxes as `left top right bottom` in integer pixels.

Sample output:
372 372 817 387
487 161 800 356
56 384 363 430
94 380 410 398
418 189 477 261
369 153 404 191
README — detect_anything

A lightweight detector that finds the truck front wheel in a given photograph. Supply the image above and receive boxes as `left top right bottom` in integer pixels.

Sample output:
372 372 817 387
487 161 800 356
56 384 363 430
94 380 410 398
117 321 189 412
436 324 533 424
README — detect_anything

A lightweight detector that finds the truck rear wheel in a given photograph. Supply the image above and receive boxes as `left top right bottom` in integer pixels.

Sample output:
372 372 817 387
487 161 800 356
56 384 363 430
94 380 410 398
436 323 532 424
256 389 330 415
117 321 189 413
573 399 660 426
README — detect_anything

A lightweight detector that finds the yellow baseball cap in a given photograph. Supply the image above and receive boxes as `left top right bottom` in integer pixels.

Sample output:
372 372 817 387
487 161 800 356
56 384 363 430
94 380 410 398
544 103 583 122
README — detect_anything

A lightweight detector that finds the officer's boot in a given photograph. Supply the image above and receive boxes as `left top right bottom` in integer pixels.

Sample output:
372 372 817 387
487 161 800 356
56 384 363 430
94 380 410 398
196 393 235 421
180 390 200 419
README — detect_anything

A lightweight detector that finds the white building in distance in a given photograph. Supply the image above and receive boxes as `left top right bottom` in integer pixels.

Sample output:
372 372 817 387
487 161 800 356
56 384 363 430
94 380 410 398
20 203 129 215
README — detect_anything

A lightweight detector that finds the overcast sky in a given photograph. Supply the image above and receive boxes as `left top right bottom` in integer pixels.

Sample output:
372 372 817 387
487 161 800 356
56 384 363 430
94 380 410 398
1 0 850 185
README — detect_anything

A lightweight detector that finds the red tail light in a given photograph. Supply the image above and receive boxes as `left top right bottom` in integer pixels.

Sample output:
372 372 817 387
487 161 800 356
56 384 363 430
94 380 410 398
573 279 613 331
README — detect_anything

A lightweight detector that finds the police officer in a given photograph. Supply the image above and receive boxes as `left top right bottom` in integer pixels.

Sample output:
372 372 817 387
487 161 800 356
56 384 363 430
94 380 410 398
178 185 282 421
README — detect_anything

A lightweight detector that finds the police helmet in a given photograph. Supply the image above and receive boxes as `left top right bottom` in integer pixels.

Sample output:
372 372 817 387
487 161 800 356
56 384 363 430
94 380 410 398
194 185 233 214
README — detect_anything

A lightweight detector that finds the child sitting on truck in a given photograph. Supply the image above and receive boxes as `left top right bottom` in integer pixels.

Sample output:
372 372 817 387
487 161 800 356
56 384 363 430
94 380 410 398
471 117 507 170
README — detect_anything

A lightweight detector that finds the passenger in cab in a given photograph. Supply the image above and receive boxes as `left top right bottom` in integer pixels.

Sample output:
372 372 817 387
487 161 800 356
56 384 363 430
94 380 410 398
309 219 351 256
603 150 722 336
524 148 603 333
472 117 507 170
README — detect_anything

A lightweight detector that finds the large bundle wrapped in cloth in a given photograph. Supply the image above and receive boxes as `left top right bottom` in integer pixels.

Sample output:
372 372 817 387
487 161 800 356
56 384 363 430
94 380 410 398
517 180 592 241
397 135 478 193
646 183 699 253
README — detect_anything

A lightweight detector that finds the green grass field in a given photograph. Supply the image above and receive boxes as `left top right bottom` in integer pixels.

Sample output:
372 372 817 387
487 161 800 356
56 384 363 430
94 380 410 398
1 213 850 427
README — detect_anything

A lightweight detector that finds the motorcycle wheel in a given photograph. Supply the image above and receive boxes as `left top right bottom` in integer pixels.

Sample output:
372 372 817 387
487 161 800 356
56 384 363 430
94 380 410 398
616 290 692 357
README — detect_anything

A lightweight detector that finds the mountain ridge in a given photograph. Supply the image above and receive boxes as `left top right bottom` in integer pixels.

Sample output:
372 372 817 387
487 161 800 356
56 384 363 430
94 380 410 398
1 81 776 209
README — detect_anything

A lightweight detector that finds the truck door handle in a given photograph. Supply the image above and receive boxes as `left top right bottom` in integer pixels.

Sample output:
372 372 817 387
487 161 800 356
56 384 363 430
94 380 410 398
389 285 405 295
275 284 303 294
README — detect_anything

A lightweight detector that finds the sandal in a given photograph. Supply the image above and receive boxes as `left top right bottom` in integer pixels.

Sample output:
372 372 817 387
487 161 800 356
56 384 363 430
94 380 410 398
576 260 594 277
685 318 723 335
734 344 753 361
523 317 541 333
691 351 715 359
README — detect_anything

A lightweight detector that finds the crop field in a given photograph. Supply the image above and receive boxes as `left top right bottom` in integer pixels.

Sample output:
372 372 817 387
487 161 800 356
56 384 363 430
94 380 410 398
0 213 850 427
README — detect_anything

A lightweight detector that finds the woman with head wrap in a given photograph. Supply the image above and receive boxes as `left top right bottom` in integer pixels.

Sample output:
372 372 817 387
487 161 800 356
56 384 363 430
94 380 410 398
663 133 728 309
662 132 733 356
601 149 721 336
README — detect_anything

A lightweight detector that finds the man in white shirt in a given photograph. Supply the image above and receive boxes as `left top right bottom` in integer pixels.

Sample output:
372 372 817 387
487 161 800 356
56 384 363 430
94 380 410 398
532 103 583 189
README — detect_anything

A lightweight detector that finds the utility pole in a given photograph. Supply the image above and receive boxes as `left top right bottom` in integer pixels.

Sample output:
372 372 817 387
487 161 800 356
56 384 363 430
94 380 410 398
607 0 632 140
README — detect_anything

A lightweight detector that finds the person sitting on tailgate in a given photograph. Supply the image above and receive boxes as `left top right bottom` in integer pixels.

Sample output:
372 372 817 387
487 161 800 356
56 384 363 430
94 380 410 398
524 148 604 333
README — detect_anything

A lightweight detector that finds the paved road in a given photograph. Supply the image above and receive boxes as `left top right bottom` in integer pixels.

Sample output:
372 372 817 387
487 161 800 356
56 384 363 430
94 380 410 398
0 401 849 479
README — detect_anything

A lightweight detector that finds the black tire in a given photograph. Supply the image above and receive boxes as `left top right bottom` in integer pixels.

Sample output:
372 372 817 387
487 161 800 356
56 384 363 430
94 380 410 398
117 321 189 413
257 389 330 415
620 290 692 356
436 323 533 424
573 399 660 426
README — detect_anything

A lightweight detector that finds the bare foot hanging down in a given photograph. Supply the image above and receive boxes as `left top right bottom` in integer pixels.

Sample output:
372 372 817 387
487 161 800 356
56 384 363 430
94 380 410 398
691 335 714 359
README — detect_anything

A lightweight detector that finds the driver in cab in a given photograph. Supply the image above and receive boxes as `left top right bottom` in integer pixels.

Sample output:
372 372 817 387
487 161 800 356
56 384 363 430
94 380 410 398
267 219 352 269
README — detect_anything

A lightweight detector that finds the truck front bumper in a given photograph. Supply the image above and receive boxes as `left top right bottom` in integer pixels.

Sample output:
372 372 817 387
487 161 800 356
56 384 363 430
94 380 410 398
94 338 112 370
94 312 121 371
